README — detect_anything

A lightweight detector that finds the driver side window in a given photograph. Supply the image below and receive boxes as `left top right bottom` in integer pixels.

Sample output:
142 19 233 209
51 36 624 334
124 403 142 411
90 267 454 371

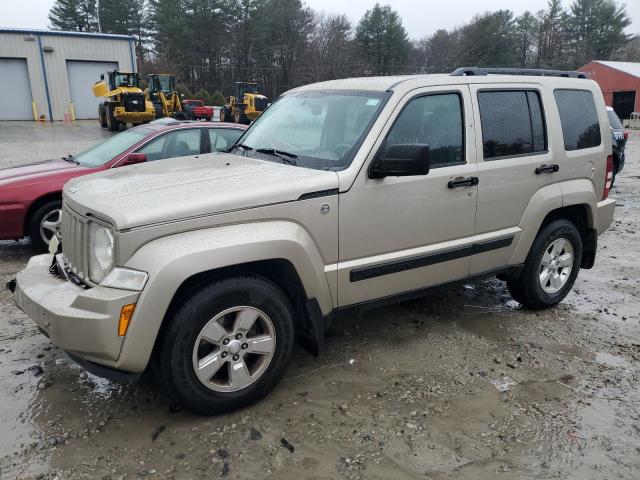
386 93 465 167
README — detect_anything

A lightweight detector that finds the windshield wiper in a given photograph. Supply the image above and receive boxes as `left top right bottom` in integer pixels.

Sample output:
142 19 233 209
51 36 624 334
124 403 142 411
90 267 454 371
232 143 253 152
256 148 298 166
62 154 79 164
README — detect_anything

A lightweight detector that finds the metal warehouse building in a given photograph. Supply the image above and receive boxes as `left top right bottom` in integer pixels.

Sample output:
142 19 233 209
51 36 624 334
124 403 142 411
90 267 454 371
579 60 640 120
0 28 136 121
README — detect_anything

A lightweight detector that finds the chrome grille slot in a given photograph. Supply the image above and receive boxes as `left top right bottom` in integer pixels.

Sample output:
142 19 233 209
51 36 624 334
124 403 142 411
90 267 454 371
61 204 87 280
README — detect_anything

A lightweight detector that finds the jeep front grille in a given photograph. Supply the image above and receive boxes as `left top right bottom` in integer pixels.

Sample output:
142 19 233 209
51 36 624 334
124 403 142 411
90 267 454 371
61 204 89 282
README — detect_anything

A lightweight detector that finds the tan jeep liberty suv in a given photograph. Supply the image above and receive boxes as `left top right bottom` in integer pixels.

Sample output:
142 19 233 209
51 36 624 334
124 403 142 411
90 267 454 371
13 67 616 415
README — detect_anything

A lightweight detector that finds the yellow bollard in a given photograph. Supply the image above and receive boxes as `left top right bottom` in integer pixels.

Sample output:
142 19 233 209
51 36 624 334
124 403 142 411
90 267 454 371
69 102 76 121
32 102 38 121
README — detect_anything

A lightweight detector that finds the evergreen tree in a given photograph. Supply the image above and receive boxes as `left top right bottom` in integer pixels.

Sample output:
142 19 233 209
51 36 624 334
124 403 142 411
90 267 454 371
49 0 98 32
356 4 410 75
566 0 631 66
458 10 518 67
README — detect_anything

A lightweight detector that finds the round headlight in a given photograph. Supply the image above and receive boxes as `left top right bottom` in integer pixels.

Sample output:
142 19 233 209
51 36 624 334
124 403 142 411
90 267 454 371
88 223 114 283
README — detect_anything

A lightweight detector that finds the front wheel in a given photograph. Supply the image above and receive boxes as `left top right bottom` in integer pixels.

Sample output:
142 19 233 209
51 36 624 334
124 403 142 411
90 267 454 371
507 219 582 310
157 276 295 415
29 200 62 251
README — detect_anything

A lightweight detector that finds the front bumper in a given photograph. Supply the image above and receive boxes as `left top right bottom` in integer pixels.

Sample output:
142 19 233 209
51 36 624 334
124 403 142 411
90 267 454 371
14 254 140 366
113 108 155 123
596 198 616 235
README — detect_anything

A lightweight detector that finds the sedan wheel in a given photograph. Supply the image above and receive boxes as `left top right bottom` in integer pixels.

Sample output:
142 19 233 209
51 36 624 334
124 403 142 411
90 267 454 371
39 208 62 246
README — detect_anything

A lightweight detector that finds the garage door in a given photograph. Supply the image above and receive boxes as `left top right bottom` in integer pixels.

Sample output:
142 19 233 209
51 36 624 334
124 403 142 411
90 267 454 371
67 61 118 119
0 58 33 120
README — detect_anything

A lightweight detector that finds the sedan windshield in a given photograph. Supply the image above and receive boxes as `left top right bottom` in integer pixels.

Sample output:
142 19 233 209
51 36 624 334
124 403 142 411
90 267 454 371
74 128 152 167
235 90 388 170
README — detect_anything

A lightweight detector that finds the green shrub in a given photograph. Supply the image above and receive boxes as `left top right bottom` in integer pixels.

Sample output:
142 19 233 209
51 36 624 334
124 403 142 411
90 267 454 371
211 90 227 106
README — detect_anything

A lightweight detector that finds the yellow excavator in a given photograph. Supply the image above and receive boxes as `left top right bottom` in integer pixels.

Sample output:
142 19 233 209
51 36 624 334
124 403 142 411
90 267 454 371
94 71 156 130
220 82 268 124
145 74 186 119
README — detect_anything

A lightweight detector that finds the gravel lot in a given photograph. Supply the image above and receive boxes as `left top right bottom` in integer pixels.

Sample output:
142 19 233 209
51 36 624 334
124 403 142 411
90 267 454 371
1 121 639 480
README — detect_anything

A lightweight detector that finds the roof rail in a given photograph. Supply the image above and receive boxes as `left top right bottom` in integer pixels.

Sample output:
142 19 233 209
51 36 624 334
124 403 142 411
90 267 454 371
450 67 587 79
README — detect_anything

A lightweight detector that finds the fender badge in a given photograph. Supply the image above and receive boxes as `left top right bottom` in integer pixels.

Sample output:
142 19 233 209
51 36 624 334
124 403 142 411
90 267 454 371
68 186 78 194
320 203 330 215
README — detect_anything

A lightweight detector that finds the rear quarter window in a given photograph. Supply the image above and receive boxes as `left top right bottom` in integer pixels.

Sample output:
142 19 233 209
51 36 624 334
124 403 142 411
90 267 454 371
554 89 601 150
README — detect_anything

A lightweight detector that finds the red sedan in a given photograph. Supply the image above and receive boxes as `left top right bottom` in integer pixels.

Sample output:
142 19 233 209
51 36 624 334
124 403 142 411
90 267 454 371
0 120 246 250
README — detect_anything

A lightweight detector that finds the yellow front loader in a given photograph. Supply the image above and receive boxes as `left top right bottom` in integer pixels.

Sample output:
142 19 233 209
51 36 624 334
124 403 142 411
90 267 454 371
220 82 268 124
145 74 186 119
93 71 156 131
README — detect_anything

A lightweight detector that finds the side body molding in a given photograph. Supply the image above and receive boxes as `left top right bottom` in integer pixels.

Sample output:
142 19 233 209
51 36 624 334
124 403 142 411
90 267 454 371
116 221 333 373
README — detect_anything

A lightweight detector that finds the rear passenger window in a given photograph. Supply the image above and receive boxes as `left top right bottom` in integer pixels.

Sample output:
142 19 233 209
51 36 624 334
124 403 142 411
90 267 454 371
478 90 547 159
386 93 464 167
554 90 601 150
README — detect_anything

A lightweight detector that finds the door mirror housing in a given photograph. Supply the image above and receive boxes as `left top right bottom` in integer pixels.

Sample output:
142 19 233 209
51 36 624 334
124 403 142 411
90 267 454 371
120 153 147 166
369 144 431 179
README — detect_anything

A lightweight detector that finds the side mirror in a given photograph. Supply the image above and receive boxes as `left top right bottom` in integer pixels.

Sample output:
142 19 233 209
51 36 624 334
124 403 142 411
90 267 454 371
369 144 430 179
121 153 147 166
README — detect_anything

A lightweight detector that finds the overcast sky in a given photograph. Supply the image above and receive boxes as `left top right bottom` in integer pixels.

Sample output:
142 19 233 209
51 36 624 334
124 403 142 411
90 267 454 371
3 0 639 39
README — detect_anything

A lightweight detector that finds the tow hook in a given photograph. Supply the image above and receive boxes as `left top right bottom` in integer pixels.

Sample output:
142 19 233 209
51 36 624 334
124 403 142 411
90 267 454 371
6 279 16 293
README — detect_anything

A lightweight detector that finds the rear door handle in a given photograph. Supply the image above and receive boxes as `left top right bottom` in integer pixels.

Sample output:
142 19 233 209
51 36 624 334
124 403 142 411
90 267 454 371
448 176 479 188
535 164 559 174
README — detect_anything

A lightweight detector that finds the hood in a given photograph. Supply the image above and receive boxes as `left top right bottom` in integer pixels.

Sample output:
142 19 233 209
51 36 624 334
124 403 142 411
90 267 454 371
63 153 339 230
0 159 89 188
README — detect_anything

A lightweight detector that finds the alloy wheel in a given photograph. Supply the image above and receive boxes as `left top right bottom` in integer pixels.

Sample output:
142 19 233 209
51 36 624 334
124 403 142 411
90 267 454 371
192 306 276 392
39 209 62 246
539 238 574 294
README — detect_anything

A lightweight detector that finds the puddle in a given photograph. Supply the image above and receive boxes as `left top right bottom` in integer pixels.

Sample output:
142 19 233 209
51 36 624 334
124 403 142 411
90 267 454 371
595 351 627 367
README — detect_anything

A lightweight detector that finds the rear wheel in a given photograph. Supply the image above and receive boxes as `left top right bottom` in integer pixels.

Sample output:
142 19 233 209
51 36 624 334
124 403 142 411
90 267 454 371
157 276 295 415
106 105 119 131
611 157 619 188
98 104 107 128
507 220 582 310
29 200 62 251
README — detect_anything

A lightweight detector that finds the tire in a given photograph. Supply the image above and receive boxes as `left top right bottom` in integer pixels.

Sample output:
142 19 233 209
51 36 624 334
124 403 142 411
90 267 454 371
29 200 62 252
98 104 107 128
507 219 582 310
157 276 295 415
106 105 119 132
154 103 163 119
611 159 618 189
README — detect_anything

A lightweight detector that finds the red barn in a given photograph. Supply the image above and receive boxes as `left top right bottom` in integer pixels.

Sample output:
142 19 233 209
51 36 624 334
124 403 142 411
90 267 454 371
579 61 640 120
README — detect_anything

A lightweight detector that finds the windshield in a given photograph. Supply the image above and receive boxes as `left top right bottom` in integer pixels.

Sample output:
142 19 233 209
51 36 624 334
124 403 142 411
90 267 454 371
243 84 259 94
607 109 623 129
113 73 138 88
235 90 388 170
74 128 152 167
154 75 174 93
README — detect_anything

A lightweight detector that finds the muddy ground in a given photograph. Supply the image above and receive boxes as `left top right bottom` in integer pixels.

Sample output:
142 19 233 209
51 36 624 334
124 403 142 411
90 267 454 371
0 122 639 480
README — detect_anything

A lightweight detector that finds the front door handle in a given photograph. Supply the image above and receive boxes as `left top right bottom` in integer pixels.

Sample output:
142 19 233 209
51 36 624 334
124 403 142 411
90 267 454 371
448 176 479 188
535 164 559 174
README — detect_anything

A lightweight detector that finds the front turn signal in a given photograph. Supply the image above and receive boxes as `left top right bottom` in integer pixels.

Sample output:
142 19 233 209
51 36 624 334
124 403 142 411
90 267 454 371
118 303 136 337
